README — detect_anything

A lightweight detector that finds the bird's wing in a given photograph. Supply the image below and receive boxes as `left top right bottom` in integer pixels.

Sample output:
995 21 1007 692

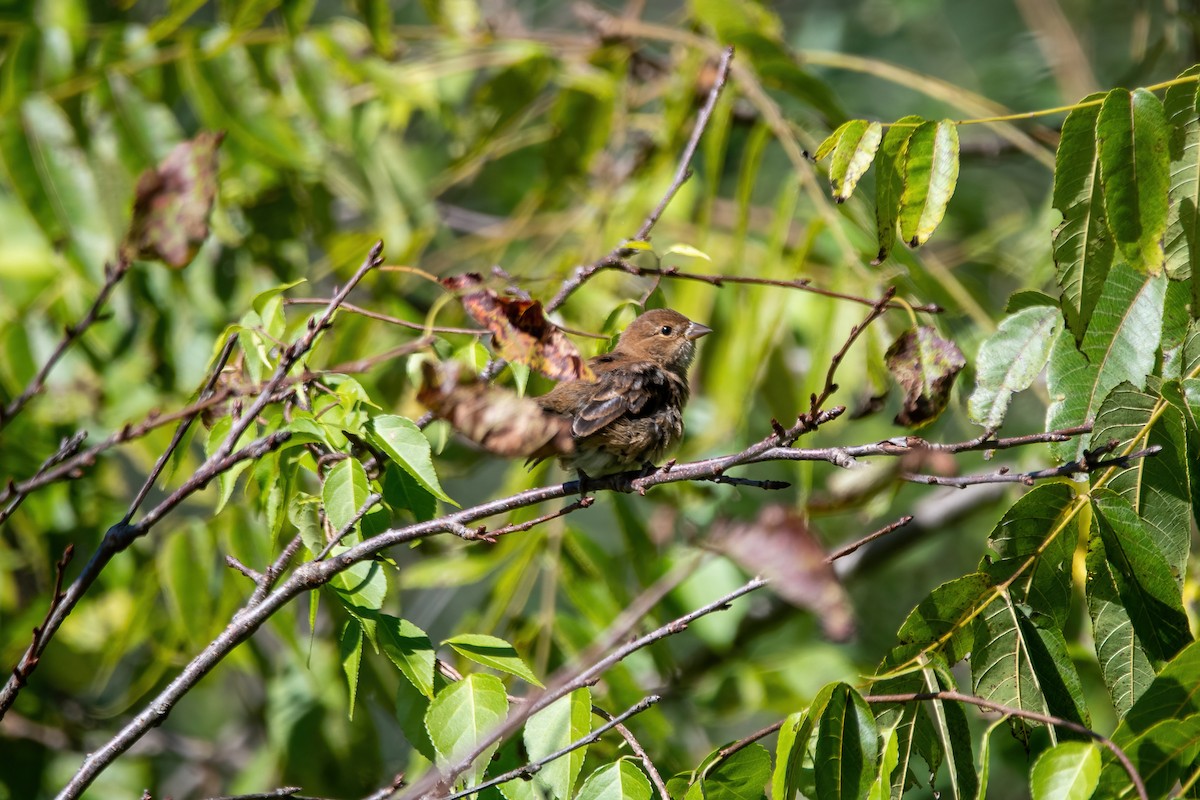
570 360 663 438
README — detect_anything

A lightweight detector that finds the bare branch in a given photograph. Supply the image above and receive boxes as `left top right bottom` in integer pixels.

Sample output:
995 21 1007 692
593 705 671 800
825 516 914 562
546 46 735 312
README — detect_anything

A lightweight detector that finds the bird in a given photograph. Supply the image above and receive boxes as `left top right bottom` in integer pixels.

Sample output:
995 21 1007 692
534 308 712 477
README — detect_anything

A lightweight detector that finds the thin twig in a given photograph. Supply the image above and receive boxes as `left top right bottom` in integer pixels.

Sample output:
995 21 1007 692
864 690 1148 800
8 545 73 691
546 46 735 312
124 334 238 522
902 445 1161 488
315 493 384 561
441 696 662 800
0 244 384 721
284 299 482 336
593 705 671 800
811 287 896 414
825 516 914 562
0 259 132 429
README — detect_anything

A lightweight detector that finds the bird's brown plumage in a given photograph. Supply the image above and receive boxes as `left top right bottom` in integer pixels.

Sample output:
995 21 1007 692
535 308 711 475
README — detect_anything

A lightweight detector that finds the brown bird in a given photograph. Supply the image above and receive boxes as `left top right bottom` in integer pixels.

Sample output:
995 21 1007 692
535 308 712 476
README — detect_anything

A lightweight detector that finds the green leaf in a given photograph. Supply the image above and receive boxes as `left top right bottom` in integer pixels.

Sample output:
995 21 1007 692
873 115 924 264
329 546 388 615
771 712 806 800
395 677 438 762
443 633 543 687
1163 67 1200 286
973 718 1006 800
1046 262 1167 461
692 744 771 800
340 618 363 720
381 463 437 522
663 242 712 261
322 457 372 539
814 119 855 161
967 306 1062 429
971 591 1089 745
1053 94 1114 341
379 614 436 699
828 119 882 202
425 673 510 787
1091 490 1192 663
895 572 991 665
1091 381 1191 578
206 416 253 514
982 483 1078 626
865 719 900 800
1119 714 1200 797
1085 524 1156 716
815 684 879 800
899 119 960 248
577 760 652 800
1116 640 1200 743
365 415 455 504
523 688 592 800
1097 88 1170 274
1030 741 1100 800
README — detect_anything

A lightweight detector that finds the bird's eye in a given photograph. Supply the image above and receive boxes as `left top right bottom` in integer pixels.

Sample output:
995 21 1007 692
660 325 673 335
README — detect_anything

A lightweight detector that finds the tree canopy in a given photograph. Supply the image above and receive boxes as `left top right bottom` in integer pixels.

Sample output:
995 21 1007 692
1 2 1199 799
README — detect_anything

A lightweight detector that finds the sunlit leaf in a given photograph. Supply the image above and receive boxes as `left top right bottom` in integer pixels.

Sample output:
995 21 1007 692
815 684 878 800
967 306 1061 429
523 688 591 800
1097 88 1169 274
425 673 510 787
1030 741 1099 800
365 414 454 504
443 633 543 686
828 119 882 202
1163 67 1200 288
899 119 959 248
873 115 923 264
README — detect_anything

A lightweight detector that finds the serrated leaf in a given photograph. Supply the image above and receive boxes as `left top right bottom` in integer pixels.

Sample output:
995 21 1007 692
1053 94 1113 342
1091 381 1191 578
444 633 543 687
340 618 363 720
382 463 437 522
1085 524 1156 716
968 306 1062 429
1030 741 1099 800
395 676 438 762
365 414 454 504
895 573 991 665
873 116 924 264
329 545 387 614
691 744 771 800
899 119 960 248
829 119 882 202
322 457 372 538
425 673 510 787
865 718 900 800
1091 490 1192 663
771 712 806 800
1097 88 1170 274
523 688 592 800
815 684 879 800
1046 262 1166 461
379 614 436 699
577 760 652 800
1163 67 1200 287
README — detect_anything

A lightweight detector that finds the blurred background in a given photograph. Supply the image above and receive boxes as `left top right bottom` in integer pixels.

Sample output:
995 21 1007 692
1 1 1197 797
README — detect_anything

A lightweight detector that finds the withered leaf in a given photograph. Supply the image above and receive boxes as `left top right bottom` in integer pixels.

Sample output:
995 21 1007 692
885 326 965 428
125 131 225 268
418 361 574 460
710 505 855 642
442 273 593 382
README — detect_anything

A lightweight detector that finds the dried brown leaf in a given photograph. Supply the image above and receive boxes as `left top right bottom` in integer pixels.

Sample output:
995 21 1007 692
125 131 225 268
418 361 574 460
442 273 593 381
711 505 855 642
885 326 965 428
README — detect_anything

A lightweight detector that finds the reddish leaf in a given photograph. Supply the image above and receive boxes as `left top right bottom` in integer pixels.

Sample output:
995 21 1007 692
124 131 224 268
885 326 966 428
711 505 855 642
443 274 593 381
418 361 574 460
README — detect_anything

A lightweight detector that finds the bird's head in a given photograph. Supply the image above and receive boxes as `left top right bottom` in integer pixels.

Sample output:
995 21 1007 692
615 308 712 375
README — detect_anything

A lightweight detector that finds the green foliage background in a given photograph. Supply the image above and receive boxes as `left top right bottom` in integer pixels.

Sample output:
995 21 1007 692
1 1 1199 798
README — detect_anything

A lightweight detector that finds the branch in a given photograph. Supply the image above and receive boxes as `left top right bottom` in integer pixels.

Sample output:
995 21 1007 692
1 243 385 721
901 444 1160 488
0 259 132 429
546 46 735 312
441 696 662 800
864 690 1148 800
811 287 896 414
593 705 670 800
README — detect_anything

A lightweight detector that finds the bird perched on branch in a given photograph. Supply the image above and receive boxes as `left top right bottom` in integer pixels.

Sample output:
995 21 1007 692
534 308 711 476
420 308 711 478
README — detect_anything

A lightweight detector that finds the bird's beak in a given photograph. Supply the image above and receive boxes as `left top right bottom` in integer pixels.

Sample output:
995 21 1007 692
686 322 713 340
